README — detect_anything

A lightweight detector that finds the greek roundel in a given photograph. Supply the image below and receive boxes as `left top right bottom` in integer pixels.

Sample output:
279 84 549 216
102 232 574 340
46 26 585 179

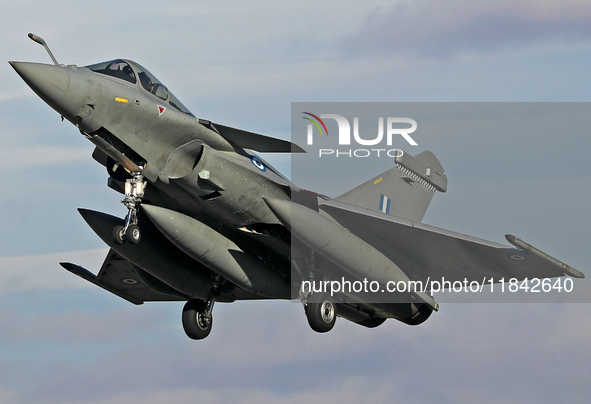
250 155 266 171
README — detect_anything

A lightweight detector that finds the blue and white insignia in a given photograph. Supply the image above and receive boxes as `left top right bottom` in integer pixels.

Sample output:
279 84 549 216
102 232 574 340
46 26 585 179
250 155 266 171
379 194 391 214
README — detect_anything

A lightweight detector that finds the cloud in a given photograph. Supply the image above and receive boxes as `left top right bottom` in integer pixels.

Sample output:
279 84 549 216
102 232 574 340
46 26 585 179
0 303 158 343
62 377 405 404
4 301 590 404
343 0 591 58
0 89 31 103
0 248 108 293
0 388 18 404
0 145 91 171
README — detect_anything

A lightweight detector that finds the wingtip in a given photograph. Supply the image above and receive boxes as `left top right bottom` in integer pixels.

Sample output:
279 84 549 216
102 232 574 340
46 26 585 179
291 144 307 153
505 234 585 279
77 207 96 224
60 261 98 281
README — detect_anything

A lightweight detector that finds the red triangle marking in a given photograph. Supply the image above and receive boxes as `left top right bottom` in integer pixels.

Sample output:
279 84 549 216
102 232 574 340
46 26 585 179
158 106 165 115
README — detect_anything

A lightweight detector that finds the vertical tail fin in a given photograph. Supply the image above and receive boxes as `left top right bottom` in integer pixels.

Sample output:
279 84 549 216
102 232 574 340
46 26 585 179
336 151 447 222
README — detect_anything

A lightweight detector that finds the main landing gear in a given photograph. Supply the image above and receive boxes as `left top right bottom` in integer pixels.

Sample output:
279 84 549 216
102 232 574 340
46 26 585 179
295 252 338 333
182 277 224 340
113 173 146 245
182 298 214 340
304 292 337 333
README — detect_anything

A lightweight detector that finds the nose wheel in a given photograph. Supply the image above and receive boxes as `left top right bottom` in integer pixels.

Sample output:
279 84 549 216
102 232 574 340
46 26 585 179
113 223 141 245
113 173 146 245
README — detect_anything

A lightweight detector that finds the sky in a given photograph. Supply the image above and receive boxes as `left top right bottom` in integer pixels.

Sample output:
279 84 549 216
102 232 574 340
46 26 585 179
1 0 591 403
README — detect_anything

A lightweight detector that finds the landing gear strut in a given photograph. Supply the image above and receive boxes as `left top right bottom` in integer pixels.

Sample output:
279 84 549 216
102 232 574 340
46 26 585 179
113 172 146 245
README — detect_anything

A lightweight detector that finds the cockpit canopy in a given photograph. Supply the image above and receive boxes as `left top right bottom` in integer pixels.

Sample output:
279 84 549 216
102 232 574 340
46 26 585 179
86 59 194 116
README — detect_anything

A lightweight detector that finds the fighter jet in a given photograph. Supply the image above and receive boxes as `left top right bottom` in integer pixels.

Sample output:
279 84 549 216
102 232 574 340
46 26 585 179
10 34 584 340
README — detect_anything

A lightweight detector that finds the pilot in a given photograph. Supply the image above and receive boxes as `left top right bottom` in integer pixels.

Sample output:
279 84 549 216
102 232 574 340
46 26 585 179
139 71 153 92
123 65 135 81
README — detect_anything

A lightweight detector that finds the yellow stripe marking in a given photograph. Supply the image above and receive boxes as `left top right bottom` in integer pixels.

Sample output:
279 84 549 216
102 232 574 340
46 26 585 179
115 97 129 103
374 177 383 185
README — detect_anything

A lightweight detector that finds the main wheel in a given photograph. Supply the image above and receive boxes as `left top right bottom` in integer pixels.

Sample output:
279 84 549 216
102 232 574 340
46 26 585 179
182 300 213 340
306 293 337 333
113 225 125 245
126 224 141 244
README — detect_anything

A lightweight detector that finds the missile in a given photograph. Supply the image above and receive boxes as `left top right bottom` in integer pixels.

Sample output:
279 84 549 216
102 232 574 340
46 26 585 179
263 197 438 310
142 204 290 299
505 234 584 278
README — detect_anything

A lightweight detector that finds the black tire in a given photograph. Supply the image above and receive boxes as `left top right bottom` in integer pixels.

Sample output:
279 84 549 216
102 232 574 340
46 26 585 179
306 293 337 333
113 225 125 245
126 224 141 244
182 300 212 340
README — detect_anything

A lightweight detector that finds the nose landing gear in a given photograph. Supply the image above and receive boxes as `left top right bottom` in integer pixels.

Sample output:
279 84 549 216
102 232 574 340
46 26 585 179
113 172 146 245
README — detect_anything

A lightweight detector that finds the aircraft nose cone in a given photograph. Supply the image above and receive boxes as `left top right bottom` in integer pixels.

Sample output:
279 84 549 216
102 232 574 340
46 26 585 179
9 61 70 103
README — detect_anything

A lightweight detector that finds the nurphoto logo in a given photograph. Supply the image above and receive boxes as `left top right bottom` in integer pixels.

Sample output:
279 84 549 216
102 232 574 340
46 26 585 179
303 112 418 157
